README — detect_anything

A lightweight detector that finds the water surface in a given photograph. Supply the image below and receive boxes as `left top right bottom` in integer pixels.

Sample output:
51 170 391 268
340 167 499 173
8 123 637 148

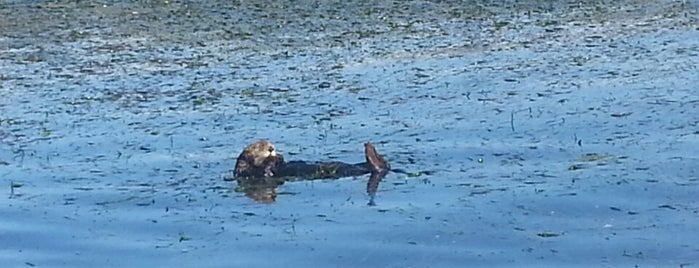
1 0 698 267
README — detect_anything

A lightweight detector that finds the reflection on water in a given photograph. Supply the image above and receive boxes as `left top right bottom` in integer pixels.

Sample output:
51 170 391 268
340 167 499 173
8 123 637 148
234 177 285 204
367 170 388 206
234 169 388 205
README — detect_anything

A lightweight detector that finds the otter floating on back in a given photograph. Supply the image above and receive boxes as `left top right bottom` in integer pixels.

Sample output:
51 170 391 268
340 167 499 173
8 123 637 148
234 140 389 179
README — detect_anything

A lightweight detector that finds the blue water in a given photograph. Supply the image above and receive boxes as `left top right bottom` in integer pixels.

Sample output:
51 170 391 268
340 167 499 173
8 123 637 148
1 1 698 267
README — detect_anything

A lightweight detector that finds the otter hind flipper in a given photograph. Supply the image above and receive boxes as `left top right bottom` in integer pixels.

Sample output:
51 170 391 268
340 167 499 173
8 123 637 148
364 142 390 173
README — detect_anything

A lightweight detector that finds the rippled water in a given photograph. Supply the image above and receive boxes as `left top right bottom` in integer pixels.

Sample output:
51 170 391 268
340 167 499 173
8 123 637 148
1 0 698 267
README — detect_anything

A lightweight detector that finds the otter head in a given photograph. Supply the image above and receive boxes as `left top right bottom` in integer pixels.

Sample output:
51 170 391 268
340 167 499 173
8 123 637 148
234 140 285 178
245 140 278 166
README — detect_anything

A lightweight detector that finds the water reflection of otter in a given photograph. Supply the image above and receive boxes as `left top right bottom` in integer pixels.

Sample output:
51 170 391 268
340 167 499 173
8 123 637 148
231 140 390 204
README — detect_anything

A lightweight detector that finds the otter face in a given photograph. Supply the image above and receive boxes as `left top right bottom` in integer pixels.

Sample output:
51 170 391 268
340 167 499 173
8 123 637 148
245 140 277 166
234 140 284 178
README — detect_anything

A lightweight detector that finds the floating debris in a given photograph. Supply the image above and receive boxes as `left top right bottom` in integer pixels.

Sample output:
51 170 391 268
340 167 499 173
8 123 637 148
537 232 562 238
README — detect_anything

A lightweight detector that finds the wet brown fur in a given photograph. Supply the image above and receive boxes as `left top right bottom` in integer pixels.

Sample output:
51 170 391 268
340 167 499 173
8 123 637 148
234 140 390 179
234 140 284 178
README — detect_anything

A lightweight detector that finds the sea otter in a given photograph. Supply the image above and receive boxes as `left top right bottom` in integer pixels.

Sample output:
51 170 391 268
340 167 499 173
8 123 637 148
233 139 389 179
231 140 428 204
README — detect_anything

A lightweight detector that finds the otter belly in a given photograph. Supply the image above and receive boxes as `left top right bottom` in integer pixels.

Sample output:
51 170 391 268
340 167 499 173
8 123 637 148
277 161 372 179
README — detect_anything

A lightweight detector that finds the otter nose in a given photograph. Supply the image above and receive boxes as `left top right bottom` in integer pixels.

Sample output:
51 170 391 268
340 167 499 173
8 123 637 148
268 147 276 156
